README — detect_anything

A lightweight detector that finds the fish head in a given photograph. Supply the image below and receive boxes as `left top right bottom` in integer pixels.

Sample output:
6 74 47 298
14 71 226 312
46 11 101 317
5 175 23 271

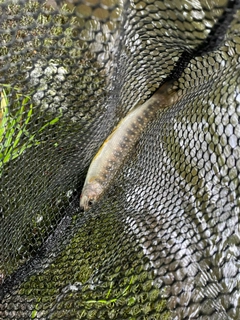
80 181 103 211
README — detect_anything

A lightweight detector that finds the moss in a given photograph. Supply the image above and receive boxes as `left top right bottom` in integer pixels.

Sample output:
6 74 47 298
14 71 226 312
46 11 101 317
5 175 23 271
19 211 170 319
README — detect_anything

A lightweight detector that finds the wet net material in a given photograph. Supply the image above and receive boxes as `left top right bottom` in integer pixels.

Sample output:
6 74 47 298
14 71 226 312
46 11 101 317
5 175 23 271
1 0 240 319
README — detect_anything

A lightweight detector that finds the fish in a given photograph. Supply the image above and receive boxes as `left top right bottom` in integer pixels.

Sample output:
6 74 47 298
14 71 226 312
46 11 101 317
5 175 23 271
80 80 179 211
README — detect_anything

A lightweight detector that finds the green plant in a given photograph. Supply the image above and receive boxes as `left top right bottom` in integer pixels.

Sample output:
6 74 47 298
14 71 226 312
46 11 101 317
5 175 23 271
0 85 61 169
85 276 134 305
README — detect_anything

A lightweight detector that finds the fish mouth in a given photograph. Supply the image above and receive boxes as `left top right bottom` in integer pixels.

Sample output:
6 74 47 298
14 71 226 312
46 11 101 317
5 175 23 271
80 194 92 211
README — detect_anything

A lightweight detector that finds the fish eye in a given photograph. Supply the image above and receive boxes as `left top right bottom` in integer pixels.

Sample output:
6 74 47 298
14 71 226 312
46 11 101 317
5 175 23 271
88 199 94 206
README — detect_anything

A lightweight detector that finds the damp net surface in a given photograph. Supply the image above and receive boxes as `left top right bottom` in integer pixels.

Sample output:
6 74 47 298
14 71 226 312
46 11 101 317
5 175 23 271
0 0 240 319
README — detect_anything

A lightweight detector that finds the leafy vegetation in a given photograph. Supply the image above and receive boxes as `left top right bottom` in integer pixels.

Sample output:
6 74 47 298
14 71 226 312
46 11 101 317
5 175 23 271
0 85 61 170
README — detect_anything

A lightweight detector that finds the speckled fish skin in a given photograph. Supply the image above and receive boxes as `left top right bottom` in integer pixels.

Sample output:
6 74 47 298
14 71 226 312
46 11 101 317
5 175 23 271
80 80 179 211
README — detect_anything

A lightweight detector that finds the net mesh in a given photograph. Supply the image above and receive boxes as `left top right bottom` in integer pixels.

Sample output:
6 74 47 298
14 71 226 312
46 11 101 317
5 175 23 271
1 0 240 319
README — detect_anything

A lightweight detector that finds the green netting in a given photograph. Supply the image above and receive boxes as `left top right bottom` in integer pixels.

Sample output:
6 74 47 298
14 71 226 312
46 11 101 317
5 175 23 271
1 0 240 319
